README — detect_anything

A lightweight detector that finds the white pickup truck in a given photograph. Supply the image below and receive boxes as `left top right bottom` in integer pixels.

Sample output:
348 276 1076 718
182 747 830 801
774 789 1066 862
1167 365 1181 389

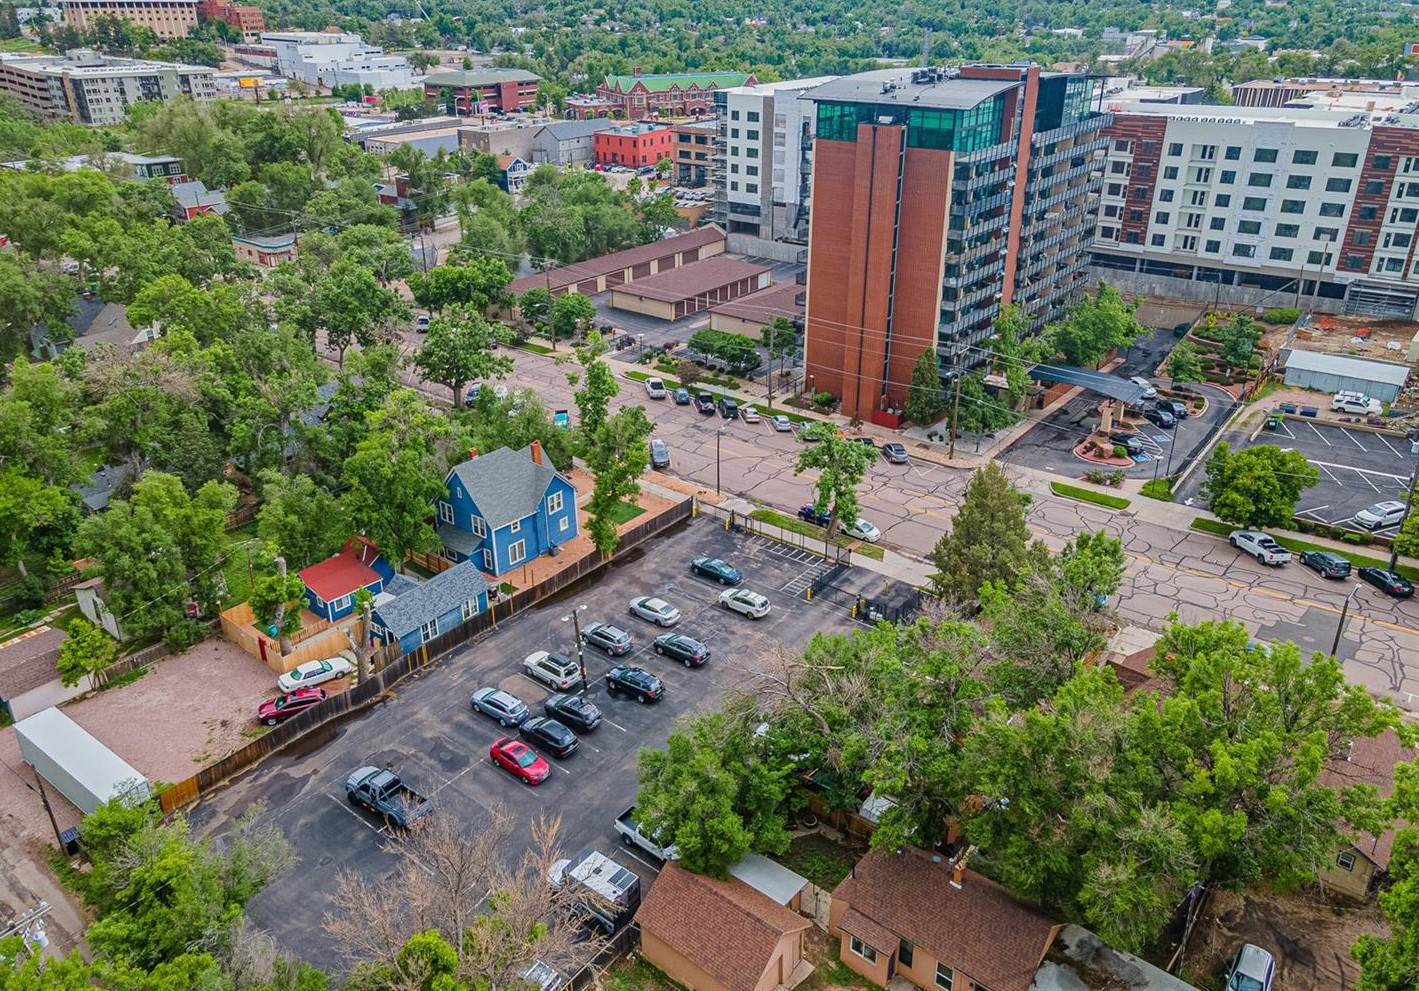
1228 530 1292 566
614 806 678 861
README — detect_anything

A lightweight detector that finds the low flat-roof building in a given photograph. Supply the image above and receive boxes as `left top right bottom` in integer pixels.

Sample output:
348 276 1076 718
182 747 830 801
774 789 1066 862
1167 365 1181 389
709 281 805 338
594 121 674 168
1280 347 1411 401
507 225 727 298
423 68 541 115
610 256 772 321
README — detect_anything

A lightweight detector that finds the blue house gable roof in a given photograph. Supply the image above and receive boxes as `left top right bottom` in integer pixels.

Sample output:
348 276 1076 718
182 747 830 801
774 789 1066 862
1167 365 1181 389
445 445 566 529
373 561 489 641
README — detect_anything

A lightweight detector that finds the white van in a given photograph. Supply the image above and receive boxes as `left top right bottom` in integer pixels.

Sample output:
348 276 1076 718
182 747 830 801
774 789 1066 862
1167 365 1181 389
1331 391 1382 415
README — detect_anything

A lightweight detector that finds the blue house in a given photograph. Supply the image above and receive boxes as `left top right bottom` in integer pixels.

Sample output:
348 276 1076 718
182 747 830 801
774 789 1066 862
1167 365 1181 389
298 539 396 623
435 443 579 576
371 561 490 652
496 155 533 195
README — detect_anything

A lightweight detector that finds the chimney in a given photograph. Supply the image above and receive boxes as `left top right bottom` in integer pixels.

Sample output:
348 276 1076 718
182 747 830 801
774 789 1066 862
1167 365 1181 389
950 862 965 888
530 439 543 464
467 448 479 459
633 66 642 77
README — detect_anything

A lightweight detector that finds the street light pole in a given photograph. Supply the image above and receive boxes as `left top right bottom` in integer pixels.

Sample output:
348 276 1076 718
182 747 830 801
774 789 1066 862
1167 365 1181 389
1331 583 1361 657
561 605 588 691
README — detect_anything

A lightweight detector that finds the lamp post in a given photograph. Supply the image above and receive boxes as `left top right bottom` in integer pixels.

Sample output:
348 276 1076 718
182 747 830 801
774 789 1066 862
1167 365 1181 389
1330 583 1361 657
715 427 727 495
561 604 588 691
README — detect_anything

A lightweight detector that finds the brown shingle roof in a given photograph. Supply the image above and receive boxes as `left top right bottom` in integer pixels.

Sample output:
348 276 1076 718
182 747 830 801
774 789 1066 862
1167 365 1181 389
508 225 726 295
0 626 68 699
832 848 1058 991
1318 729 1417 870
708 281 804 323
636 862 809 990
610 256 769 304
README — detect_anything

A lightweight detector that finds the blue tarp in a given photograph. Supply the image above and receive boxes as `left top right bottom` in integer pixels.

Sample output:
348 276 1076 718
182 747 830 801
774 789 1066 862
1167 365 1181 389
1027 363 1151 404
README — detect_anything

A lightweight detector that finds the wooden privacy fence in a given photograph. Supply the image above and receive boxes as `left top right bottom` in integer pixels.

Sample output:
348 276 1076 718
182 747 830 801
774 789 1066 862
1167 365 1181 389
160 497 695 814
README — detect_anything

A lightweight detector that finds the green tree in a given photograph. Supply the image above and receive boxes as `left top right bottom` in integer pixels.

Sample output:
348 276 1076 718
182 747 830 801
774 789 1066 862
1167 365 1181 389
565 333 618 437
248 556 308 642
689 328 760 374
793 423 878 537
56 617 118 687
1049 280 1143 368
905 349 947 425
411 310 514 408
1201 441 1319 529
463 388 575 473
929 462 1044 605
336 223 416 284
1352 760 1419 991
637 707 793 877
255 472 351 569
581 406 653 554
409 259 514 314
0 468 77 579
316 259 408 365
1166 341 1203 384
518 286 552 335
550 291 596 341
1218 313 1262 373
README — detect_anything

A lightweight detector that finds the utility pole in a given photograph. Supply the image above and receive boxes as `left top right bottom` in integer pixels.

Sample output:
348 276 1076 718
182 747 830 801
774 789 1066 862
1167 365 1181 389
356 598 373 681
948 347 962 460
271 556 293 655
562 605 588 691
1331 584 1361 657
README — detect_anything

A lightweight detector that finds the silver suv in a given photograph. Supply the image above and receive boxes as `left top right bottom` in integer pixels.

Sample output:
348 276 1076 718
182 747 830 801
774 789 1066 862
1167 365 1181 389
1355 500 1407 530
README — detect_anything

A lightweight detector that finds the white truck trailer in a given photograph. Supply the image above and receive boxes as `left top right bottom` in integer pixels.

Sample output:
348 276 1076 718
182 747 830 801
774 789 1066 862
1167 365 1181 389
14 707 151 815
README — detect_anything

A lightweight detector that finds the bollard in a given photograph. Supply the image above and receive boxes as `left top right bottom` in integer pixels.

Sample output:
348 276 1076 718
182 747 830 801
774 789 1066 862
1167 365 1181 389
805 586 812 601
882 580 891 594
851 602 858 619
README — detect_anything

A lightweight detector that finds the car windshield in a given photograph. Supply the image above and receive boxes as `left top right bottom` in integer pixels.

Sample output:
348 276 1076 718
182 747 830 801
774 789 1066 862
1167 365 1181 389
515 749 538 768
1229 973 1265 991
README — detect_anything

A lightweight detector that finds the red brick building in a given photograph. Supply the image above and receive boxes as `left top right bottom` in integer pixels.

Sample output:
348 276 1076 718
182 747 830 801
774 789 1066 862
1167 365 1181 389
593 122 674 167
567 69 755 120
423 69 541 115
196 0 263 40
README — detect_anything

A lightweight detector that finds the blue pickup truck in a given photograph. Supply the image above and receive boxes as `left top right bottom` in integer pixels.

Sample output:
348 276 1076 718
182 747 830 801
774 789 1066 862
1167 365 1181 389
345 766 432 829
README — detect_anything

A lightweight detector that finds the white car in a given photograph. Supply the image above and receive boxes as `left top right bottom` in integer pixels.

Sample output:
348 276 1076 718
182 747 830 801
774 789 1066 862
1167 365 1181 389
522 650 581 690
277 656 354 693
1331 391 1382 415
740 405 761 423
1354 500 1407 530
628 596 681 627
770 415 793 432
719 588 771 619
644 378 667 400
843 518 882 543
1228 530 1292 566
1128 376 1157 399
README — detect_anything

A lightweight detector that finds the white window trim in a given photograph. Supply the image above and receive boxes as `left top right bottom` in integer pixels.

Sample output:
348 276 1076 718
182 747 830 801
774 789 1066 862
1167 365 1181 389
508 539 527 565
329 594 351 614
848 937 876 964
461 599 476 621
559 517 570 532
470 516 486 537
935 964 954 991
1336 850 1357 871
483 548 494 570
509 518 521 534
419 619 438 643
439 501 453 524
547 491 564 514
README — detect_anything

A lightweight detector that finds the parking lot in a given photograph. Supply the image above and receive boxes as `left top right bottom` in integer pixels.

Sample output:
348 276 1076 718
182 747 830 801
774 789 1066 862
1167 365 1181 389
1240 418 1416 531
187 516 888 973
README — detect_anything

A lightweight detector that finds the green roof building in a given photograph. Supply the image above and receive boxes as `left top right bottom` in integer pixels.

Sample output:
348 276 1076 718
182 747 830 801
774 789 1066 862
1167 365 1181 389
573 68 756 120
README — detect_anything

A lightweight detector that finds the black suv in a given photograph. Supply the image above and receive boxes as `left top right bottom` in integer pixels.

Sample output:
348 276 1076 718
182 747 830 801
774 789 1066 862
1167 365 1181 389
519 716 579 757
718 398 739 419
544 693 602 732
605 666 665 702
652 633 711 668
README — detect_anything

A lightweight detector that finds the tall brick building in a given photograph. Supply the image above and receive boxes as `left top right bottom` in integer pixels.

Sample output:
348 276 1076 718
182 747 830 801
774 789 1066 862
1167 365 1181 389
801 65 1110 420
423 69 541 115
196 0 263 41
566 69 755 121
61 0 198 38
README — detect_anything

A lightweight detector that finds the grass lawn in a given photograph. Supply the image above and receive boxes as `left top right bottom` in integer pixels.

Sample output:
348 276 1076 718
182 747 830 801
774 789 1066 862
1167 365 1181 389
778 832 857 889
604 960 680 991
1190 518 1419 581
1049 481 1130 510
607 501 646 526
799 931 883 991
515 341 554 355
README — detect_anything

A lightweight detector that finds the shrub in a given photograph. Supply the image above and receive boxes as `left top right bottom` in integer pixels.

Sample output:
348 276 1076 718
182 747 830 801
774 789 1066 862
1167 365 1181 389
163 618 208 653
813 391 835 407
12 574 47 610
1260 306 1301 325
1113 445 1128 459
1085 469 1109 485
1140 478 1174 501
1107 470 1126 487
1344 532 1375 546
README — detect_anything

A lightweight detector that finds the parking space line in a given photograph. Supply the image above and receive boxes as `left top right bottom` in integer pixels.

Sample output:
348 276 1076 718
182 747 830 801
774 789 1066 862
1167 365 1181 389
543 757 573 776
328 792 389 835
1376 433 1404 457
617 845 665 872
601 718 629 733
1306 422 1332 445
1315 463 1340 484
1343 430 1368 452
1276 420 1296 439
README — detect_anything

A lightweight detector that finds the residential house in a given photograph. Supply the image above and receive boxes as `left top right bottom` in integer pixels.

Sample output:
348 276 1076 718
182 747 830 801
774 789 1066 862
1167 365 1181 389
1318 729 1416 899
635 861 813 991
370 561 490 653
232 233 297 267
496 155 533 195
171 180 229 220
298 539 395 623
1029 925 1198 991
435 442 578 576
74 463 139 513
0 626 68 722
830 847 1061 991
74 578 125 640
30 298 153 360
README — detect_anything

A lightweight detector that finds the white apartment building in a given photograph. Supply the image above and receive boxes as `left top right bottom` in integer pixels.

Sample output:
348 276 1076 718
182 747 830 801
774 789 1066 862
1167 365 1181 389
0 50 217 125
260 31 415 91
1093 98 1419 319
712 76 836 242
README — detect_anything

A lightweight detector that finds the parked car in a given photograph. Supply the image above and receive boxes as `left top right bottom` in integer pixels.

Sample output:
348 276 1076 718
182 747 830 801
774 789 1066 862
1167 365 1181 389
1109 432 1144 455
469 686 531 726
718 397 739 419
690 557 742 584
644 378 667 400
740 405 761 423
673 387 691 405
581 621 633 656
695 393 717 415
852 437 876 448
1358 566 1415 598
652 632 711 667
881 442 909 464
519 716 579 757
1142 406 1177 428
346 766 431 828
1300 550 1353 579
414 314 431 332
466 382 509 405
1228 530 1292 566
256 687 326 725
490 736 551 785
1222 944 1275 991
522 650 581 690
544 693 602 732
1155 398 1190 419
1128 375 1158 399
628 596 681 626
797 504 831 526
1354 500 1407 530
843 517 882 543
649 438 671 470
770 414 793 432
1331 391 1382 416
277 656 353 693
605 666 665 702
720 588 771 618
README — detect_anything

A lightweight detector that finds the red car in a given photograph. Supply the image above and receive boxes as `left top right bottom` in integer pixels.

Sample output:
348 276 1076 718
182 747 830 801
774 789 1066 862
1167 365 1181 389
256 687 326 725
490 736 551 785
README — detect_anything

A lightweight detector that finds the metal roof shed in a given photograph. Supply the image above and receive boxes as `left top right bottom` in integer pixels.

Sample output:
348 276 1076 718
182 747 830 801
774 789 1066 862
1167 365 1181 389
1281 348 1412 403
14 706 151 815
729 853 809 906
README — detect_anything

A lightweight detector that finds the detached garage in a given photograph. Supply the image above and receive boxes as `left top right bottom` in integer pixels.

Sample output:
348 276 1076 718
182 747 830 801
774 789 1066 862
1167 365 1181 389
610 256 772 321
1280 348 1412 402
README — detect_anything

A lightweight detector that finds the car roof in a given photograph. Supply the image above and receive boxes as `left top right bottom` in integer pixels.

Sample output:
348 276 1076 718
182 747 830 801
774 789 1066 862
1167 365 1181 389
488 689 523 705
1234 944 1274 973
